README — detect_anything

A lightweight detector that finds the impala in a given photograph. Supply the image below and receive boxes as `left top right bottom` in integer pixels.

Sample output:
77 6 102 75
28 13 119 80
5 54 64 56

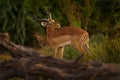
34 13 92 60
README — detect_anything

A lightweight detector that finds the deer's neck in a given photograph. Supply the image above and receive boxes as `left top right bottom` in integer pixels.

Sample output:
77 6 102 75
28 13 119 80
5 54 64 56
46 25 61 40
45 27 54 41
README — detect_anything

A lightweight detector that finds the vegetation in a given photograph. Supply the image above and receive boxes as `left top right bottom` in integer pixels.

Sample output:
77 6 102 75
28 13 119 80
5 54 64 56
0 0 120 64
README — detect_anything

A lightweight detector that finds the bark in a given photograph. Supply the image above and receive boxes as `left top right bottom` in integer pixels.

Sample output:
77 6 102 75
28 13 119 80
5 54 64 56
0 33 120 80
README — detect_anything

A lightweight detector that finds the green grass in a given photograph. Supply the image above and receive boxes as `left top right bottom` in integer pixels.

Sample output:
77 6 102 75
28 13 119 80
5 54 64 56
62 35 120 64
64 46 79 60
83 37 120 63
103 38 120 63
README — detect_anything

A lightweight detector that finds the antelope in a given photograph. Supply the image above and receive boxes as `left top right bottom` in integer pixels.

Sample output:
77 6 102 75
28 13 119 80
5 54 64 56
34 13 92 61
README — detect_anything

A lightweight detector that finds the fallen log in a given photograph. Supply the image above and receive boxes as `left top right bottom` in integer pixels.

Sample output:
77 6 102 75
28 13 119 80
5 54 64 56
0 33 120 80
0 33 40 58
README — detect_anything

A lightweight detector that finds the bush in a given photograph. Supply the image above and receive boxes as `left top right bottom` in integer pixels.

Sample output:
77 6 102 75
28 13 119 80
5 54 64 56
83 35 120 63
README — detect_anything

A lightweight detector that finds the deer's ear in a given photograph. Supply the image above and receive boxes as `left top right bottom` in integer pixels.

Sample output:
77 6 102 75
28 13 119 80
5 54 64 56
41 22 47 27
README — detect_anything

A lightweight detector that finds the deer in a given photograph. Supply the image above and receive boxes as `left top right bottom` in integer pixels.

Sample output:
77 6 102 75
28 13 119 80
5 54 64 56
34 13 92 64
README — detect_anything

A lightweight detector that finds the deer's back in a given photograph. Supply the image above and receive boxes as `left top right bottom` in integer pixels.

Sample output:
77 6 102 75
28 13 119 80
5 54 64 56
47 26 87 39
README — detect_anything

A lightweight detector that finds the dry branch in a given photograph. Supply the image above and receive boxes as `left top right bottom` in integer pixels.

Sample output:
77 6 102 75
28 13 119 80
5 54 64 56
0 33 120 80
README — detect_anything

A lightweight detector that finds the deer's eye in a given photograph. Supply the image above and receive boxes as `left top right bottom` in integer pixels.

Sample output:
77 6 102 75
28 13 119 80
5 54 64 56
41 22 47 27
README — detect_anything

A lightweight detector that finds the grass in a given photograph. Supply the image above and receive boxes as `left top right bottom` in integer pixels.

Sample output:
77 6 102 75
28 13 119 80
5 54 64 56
37 36 120 64
0 54 12 62
83 37 120 63
64 46 79 60
60 34 120 64
103 38 120 63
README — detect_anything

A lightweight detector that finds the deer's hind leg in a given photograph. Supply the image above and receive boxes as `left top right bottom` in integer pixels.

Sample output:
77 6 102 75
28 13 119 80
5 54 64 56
71 36 85 54
81 34 92 54
71 35 87 65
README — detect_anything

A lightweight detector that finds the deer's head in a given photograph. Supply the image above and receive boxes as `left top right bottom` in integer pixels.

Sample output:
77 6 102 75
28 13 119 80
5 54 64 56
34 13 55 27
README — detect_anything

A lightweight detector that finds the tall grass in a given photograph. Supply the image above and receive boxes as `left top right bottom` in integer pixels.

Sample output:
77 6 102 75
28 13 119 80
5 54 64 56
86 36 120 63
63 34 120 63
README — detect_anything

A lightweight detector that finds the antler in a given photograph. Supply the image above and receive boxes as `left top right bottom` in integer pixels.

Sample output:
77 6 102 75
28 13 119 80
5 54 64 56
48 13 52 19
33 13 55 26
33 14 49 22
47 13 55 23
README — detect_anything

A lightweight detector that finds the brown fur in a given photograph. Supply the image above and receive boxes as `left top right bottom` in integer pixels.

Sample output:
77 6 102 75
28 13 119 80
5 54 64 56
38 19 91 59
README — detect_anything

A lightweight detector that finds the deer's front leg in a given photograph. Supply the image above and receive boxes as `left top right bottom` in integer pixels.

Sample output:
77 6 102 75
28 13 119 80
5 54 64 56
52 47 57 58
58 46 64 59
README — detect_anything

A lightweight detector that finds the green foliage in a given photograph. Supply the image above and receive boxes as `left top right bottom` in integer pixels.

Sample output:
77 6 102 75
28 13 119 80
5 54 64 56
64 46 79 60
83 37 120 63
0 0 120 44
104 38 120 63
89 0 120 34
